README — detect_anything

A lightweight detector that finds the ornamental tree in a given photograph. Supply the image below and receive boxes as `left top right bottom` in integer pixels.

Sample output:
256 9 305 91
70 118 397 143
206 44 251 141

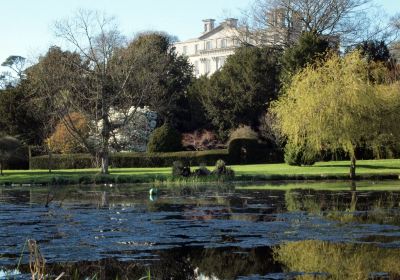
271 51 400 179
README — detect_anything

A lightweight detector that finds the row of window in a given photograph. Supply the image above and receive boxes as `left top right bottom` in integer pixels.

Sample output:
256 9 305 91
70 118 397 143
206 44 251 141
194 57 226 75
182 39 239 55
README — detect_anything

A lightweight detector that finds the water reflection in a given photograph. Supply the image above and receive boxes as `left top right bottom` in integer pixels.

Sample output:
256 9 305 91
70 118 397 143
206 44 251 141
1 182 400 279
275 240 400 279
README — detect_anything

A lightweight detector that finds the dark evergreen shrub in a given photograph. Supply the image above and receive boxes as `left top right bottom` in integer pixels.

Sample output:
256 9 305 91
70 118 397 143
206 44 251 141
193 164 211 176
172 160 191 177
3 145 29 169
228 138 283 164
147 124 183 153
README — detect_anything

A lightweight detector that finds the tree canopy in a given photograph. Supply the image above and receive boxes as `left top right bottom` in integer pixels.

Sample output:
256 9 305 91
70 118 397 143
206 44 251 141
199 46 281 138
281 31 333 82
28 10 192 174
271 51 400 178
242 0 387 47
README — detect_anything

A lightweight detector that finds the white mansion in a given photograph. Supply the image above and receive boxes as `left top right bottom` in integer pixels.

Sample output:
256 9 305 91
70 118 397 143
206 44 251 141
174 11 299 76
174 18 243 77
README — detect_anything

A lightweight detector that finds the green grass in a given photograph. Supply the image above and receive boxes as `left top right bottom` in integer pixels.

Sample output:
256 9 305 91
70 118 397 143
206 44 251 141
1 159 400 185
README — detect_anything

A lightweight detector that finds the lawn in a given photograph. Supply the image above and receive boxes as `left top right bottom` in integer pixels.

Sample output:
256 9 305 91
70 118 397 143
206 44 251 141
1 159 400 185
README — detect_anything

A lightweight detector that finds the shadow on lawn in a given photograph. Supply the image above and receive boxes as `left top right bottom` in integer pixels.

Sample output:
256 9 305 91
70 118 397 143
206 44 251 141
316 164 400 170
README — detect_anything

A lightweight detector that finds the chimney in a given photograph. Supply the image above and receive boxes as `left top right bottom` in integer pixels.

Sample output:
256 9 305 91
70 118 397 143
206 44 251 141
224 18 238 28
203 19 215 33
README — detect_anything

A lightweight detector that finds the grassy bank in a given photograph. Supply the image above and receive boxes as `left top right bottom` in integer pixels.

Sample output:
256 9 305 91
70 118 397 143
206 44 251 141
1 159 400 186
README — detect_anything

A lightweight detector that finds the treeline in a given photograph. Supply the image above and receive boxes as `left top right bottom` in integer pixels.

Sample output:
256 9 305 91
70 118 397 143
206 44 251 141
1 8 400 173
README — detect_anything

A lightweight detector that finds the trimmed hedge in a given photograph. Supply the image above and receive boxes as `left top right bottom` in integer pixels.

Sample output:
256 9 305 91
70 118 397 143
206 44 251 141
111 150 229 168
30 150 230 169
228 138 283 165
30 153 97 169
3 146 29 170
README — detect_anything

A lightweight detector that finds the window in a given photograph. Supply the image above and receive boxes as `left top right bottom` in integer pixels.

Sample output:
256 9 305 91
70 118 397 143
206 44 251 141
204 59 211 74
220 56 226 68
221 39 227 48
183 46 187 55
195 44 199 54
194 61 199 76
216 57 226 70
206 41 212 50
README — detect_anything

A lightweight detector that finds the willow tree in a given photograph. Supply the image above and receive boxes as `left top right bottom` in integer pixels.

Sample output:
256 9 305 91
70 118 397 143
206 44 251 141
271 51 400 179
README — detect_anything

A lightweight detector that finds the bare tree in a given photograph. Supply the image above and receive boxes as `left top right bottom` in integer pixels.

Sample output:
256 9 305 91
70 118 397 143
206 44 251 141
31 10 161 174
240 0 390 47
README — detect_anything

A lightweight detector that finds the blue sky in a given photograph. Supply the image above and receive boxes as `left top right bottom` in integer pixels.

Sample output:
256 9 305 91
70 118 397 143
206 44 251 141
1 0 399 69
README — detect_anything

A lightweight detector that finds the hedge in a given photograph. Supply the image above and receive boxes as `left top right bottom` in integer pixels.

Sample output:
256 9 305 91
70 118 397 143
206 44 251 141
3 146 29 170
30 150 230 169
228 138 283 165
30 153 96 169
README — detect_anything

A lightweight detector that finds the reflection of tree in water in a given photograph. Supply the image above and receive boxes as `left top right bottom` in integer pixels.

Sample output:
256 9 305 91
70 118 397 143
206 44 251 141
15 246 279 280
274 240 400 280
284 188 400 225
191 246 279 280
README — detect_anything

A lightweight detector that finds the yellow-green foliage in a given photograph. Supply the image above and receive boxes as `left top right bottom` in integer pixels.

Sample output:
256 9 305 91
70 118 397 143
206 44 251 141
275 240 400 280
271 51 400 160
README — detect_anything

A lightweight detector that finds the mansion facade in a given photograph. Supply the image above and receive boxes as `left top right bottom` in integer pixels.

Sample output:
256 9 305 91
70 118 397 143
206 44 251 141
174 11 298 76
174 18 244 77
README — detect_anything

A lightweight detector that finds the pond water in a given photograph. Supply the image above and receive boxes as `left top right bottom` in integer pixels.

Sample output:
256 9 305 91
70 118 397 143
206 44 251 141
1 181 400 279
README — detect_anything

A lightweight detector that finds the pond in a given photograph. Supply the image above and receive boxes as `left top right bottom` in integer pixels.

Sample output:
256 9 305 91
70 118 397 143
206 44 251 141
1 181 400 279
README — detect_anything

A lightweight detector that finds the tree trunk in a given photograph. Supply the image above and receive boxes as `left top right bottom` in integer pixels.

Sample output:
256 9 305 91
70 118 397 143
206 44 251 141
100 116 111 175
101 151 109 174
48 150 52 173
350 156 356 180
28 145 32 170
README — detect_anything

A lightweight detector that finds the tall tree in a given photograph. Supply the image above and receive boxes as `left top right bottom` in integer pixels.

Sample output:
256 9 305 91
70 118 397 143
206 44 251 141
32 11 190 173
348 40 391 63
199 46 281 138
271 51 400 179
281 31 333 82
241 0 382 47
0 82 44 145
127 32 193 128
1 55 26 88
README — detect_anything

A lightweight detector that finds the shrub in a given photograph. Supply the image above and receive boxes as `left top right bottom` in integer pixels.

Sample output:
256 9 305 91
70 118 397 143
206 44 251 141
182 130 222 151
172 161 191 177
0 136 28 173
147 124 183 153
212 159 234 178
284 142 317 166
228 138 283 164
193 163 211 176
229 125 258 141
2 145 29 170
47 112 89 154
